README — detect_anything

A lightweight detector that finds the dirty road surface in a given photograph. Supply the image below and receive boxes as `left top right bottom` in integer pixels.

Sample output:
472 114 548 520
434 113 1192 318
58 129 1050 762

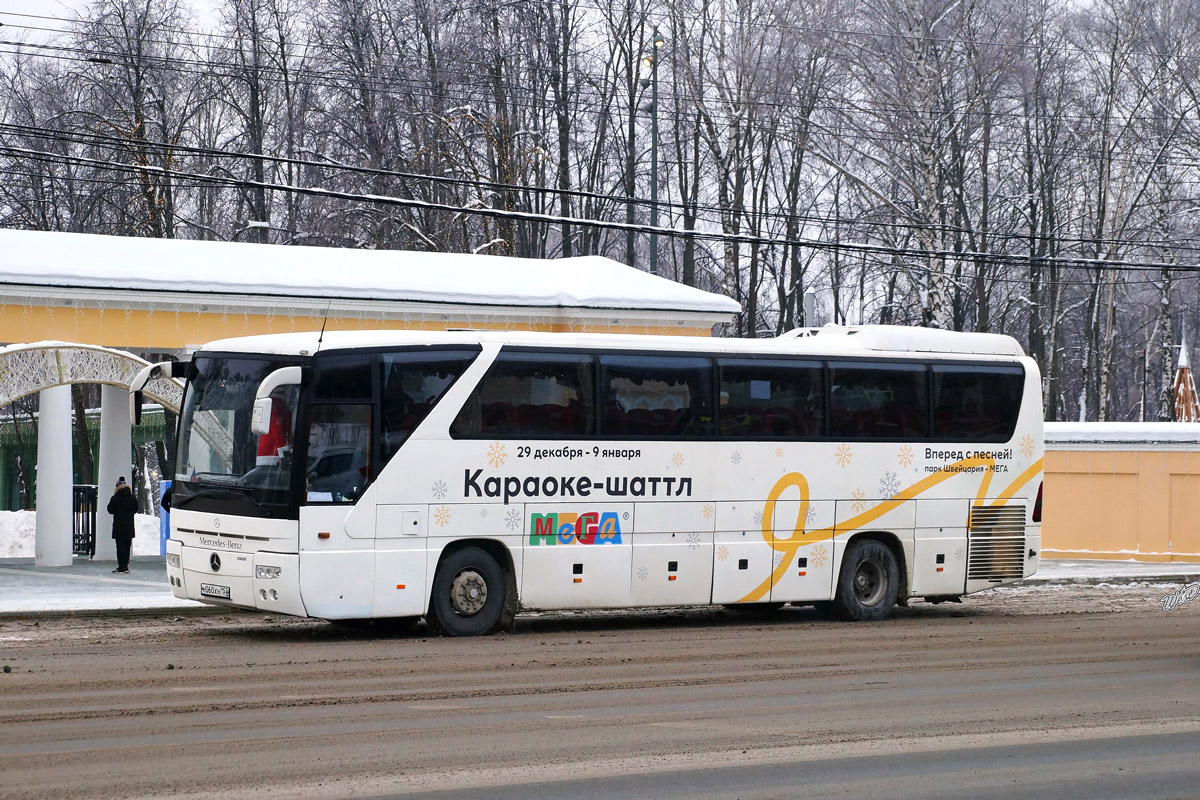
1 583 1198 799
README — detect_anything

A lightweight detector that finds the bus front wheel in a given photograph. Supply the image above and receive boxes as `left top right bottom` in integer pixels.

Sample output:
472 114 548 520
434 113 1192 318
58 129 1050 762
429 546 507 636
834 539 899 621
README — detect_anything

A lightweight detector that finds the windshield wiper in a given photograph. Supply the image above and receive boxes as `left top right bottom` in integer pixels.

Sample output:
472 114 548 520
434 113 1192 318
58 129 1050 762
179 477 274 517
185 472 242 486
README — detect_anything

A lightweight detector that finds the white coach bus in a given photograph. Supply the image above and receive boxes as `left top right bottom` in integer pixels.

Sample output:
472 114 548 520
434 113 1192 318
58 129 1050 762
132 325 1044 635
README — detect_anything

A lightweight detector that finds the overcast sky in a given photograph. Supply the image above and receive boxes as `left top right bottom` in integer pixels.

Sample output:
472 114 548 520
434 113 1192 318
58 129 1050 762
2 0 220 42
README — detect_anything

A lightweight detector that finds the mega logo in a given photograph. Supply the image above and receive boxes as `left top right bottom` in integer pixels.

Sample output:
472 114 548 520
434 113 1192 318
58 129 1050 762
529 512 622 546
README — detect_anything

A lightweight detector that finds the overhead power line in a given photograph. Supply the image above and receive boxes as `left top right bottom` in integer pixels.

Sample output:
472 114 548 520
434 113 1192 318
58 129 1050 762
7 142 1200 282
8 122 1200 257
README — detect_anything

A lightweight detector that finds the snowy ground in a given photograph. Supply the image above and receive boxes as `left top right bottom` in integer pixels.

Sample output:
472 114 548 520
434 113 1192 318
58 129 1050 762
0 510 163 559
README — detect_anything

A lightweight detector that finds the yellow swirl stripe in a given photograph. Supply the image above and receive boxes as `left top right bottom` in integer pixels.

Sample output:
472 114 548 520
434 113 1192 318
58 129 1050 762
737 455 1045 603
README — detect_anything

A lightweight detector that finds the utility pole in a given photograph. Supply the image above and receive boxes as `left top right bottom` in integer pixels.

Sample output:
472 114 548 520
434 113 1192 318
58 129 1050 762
641 27 666 275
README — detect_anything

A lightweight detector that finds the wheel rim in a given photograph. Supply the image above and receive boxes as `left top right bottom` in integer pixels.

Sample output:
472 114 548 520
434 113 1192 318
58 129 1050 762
853 557 886 606
449 569 488 616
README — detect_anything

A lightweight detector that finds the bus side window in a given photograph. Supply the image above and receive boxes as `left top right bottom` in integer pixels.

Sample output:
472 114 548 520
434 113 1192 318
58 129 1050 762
380 350 476 462
932 365 1024 441
829 363 929 439
306 403 371 503
599 355 714 437
450 352 595 438
718 359 823 439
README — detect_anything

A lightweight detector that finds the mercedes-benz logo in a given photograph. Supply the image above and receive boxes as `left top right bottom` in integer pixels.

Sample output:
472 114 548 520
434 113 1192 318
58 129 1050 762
210 553 221 572
212 518 221 529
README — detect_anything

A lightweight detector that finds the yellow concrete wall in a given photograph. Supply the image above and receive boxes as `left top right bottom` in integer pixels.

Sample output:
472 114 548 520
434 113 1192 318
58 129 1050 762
1043 448 1200 562
0 305 713 350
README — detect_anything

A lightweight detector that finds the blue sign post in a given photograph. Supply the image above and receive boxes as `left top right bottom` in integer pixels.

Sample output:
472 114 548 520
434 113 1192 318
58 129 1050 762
159 479 172 556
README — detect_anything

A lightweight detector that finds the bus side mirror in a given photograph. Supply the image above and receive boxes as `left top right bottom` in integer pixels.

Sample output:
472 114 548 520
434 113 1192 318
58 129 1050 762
131 390 145 425
252 366 303 436
251 397 273 436
129 360 189 426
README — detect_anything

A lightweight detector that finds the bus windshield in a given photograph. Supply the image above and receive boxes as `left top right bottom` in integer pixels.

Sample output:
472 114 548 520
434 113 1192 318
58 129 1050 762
175 354 303 517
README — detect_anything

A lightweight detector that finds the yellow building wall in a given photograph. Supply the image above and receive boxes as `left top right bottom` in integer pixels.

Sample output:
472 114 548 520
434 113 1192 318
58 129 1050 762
1043 448 1200 562
0 305 712 350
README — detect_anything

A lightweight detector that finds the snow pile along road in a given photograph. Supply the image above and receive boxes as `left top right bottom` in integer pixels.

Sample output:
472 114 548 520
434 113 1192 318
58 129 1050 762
0 510 163 559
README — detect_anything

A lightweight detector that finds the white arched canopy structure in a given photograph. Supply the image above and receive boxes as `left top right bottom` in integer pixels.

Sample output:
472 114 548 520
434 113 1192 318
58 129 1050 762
0 342 183 566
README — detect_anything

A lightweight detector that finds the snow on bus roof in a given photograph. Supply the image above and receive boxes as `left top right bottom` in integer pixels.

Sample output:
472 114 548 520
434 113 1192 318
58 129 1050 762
200 325 1028 358
779 325 1026 357
0 228 741 315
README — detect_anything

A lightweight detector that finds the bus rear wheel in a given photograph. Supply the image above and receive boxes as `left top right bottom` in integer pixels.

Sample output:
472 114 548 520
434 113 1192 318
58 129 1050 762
429 546 507 637
834 539 899 621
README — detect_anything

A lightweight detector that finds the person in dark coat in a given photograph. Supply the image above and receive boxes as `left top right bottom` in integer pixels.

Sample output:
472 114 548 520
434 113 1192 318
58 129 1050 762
107 476 138 573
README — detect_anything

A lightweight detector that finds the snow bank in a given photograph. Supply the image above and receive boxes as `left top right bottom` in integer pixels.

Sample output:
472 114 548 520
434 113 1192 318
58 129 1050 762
1045 421 1200 445
0 510 163 559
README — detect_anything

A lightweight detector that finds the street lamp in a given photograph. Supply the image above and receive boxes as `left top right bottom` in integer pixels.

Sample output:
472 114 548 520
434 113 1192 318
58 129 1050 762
641 27 666 275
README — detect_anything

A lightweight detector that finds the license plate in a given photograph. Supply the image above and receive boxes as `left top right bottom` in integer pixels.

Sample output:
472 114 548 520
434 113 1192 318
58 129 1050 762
200 583 231 599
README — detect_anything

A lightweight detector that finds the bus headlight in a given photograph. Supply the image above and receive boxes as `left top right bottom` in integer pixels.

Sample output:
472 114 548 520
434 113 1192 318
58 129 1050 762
255 565 282 580
166 553 181 568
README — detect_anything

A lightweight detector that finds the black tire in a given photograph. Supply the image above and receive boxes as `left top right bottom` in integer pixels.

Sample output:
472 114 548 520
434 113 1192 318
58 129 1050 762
428 546 507 636
834 539 899 621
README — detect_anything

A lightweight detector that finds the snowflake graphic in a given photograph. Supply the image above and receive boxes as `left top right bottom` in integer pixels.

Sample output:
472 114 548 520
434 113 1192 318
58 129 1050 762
687 532 702 550
504 508 522 531
810 544 828 567
637 565 648 582
672 451 684 467
955 546 965 562
897 445 914 468
879 471 901 500
806 505 817 526
433 505 451 527
486 441 508 468
431 480 447 500
850 488 866 513
835 443 852 467
775 447 784 459
773 550 784 568
717 545 729 562
480 509 488 517
1020 435 1035 459
752 510 764 526
702 503 715 520
731 451 742 465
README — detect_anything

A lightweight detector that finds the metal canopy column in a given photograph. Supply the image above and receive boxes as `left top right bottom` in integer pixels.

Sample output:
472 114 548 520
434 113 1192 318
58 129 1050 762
95 384 132 562
34 384 72 567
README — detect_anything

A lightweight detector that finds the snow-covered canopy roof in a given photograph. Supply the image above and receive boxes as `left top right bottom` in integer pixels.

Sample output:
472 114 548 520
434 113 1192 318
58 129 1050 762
0 229 740 316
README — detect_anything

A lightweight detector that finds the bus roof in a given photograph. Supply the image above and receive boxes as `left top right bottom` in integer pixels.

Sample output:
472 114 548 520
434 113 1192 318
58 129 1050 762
200 325 1027 359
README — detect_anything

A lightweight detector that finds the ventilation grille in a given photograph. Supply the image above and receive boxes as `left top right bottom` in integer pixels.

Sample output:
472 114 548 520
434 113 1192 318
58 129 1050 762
967 505 1026 582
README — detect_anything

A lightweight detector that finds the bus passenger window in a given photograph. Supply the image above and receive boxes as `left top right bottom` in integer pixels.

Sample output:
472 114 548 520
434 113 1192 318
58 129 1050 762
312 355 372 400
450 352 595 438
932 365 1024 441
829 363 928 439
600 355 714 437
718 359 823 438
306 404 371 503
380 350 476 462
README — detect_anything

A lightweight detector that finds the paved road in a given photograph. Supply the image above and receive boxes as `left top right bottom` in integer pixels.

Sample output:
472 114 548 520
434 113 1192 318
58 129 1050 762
0 583 1197 799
